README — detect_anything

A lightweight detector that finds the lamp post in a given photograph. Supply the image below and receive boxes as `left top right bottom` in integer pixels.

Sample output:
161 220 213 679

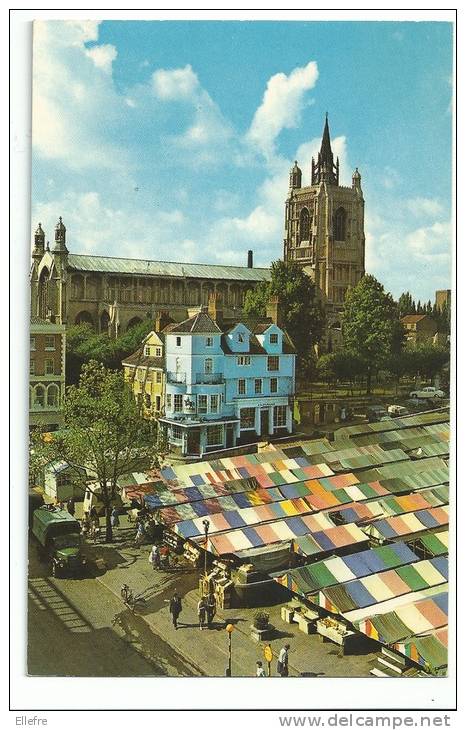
202 519 210 577
225 623 234 676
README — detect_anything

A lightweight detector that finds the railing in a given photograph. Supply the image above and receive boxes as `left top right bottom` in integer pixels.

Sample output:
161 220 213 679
195 373 224 385
167 372 187 384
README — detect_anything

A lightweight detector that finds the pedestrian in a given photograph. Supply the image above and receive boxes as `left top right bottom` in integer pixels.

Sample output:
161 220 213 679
255 660 266 677
206 592 216 628
111 506 120 529
57 500 65 511
197 595 207 630
277 644 290 677
148 544 160 570
134 521 145 546
67 497 75 516
146 517 156 541
159 543 170 568
169 591 182 630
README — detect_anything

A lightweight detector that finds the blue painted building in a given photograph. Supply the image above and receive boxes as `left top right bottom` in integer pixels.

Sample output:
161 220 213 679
159 298 296 459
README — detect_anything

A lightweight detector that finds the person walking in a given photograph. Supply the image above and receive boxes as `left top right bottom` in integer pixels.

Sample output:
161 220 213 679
134 521 145 546
277 644 290 677
197 595 207 630
67 497 75 516
148 544 160 570
255 661 266 677
169 591 182 630
206 592 216 628
111 506 120 529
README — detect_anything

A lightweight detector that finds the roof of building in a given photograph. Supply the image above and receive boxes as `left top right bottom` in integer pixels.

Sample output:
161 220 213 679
67 253 271 282
122 352 164 369
401 314 432 324
168 311 223 334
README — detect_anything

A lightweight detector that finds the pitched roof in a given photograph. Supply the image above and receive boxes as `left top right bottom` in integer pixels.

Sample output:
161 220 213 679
67 253 271 283
220 331 296 355
122 352 164 369
401 314 430 324
168 311 222 334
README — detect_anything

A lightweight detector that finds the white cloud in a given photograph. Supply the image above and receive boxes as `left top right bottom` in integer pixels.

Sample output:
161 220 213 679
405 197 443 218
85 44 117 74
152 64 200 100
406 221 451 260
246 61 319 159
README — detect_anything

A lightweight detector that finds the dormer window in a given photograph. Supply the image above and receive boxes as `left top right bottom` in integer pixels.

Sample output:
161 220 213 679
238 332 245 343
206 337 213 347
144 346 150 356
270 333 278 344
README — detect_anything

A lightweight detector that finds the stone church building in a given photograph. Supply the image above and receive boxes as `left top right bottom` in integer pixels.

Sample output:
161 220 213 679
30 115 365 347
283 115 365 349
30 220 271 333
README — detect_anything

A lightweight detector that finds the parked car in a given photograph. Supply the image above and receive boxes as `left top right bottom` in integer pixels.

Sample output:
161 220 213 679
387 404 408 416
31 506 87 577
366 406 388 422
409 386 445 399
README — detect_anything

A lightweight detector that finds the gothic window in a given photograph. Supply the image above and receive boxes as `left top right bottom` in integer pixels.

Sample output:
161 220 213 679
38 268 49 319
75 310 94 328
100 310 110 333
333 207 347 241
299 207 311 243
47 384 59 407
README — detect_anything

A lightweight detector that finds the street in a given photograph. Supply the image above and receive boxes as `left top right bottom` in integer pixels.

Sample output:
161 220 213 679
27 538 203 677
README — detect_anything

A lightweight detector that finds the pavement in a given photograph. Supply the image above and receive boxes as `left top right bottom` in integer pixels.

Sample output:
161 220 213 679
91 524 379 679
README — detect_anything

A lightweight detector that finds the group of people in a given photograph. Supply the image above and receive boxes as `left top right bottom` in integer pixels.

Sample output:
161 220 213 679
255 645 290 677
197 594 217 630
148 543 170 569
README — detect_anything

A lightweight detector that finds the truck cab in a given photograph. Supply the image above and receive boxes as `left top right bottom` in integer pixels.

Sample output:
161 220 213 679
32 506 87 577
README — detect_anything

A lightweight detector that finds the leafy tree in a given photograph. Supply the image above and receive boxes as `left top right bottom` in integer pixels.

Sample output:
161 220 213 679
333 350 365 384
30 361 159 542
343 275 399 393
316 353 337 385
243 260 325 367
407 343 450 382
398 292 416 317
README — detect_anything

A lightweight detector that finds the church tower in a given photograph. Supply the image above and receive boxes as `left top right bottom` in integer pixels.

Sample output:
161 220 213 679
283 114 365 347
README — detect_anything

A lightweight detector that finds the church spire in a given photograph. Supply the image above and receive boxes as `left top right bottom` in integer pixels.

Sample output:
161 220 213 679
311 113 339 186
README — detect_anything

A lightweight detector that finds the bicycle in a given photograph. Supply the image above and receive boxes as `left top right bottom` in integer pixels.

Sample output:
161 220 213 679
120 583 146 614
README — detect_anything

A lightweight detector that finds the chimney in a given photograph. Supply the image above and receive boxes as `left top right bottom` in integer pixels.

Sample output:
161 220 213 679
247 250 253 268
266 295 282 328
154 310 171 332
208 292 223 326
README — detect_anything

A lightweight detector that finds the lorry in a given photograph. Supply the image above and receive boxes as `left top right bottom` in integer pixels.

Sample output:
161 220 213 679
31 506 87 577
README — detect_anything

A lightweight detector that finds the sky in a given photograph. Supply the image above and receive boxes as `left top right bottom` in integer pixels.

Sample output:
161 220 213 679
31 20 453 302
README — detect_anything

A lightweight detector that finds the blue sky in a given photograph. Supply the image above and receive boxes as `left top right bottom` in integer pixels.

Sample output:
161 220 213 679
31 20 453 301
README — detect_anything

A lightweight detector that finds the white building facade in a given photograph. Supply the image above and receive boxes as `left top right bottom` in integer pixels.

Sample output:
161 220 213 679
159 311 295 459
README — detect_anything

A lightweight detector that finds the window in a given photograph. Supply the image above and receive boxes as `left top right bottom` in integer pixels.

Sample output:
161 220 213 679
274 405 287 427
210 394 219 413
174 394 183 412
155 347 162 357
176 336 182 347
155 395 161 411
198 395 208 414
137 368 145 382
240 407 255 429
45 335 55 351
30 337 36 351
238 332 244 343
207 425 224 447
237 356 251 366
166 394 172 410
45 359 54 375
144 345 150 356
333 207 346 241
205 337 213 347
270 377 278 394
171 425 183 441
299 207 311 242
254 379 262 394
145 371 153 383
34 386 45 407
238 379 246 395
30 359 35 375
47 384 59 407
144 394 151 409
267 356 279 371
270 333 278 344
204 358 213 374
156 371 162 383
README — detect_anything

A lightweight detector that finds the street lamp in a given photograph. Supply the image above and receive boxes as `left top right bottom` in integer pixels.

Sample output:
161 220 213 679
225 623 234 677
202 519 210 577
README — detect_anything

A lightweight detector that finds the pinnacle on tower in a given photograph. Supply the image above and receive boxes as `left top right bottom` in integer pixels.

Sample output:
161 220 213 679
311 114 339 186
53 216 68 253
32 222 45 260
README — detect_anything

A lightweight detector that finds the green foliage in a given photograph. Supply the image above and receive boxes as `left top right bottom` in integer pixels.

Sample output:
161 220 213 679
316 353 337 385
316 350 364 385
31 361 159 541
253 610 270 630
398 292 416 317
343 275 399 393
386 344 449 381
66 318 154 384
243 259 325 365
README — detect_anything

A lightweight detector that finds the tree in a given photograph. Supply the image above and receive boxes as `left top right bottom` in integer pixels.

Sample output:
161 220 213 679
316 353 337 386
398 291 416 317
343 275 399 394
31 361 159 542
243 260 325 368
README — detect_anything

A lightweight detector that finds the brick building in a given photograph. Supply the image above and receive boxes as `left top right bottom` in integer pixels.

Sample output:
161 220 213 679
400 314 438 346
29 316 66 430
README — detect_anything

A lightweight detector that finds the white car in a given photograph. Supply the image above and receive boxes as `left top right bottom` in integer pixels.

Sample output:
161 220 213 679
409 386 445 399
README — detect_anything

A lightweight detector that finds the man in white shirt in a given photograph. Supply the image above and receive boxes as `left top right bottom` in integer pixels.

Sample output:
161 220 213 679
277 644 290 677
